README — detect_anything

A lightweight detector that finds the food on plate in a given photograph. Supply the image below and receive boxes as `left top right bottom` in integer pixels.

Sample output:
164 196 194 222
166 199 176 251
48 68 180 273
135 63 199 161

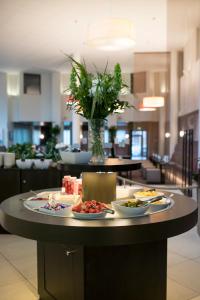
42 201 71 211
151 198 167 205
120 199 147 208
72 200 107 214
30 197 49 201
134 190 160 197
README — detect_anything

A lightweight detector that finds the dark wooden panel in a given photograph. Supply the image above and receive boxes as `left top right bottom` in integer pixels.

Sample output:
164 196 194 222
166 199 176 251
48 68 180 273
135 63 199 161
21 169 61 193
85 240 167 300
0 169 20 203
0 168 20 233
37 241 167 300
133 71 147 93
38 242 84 300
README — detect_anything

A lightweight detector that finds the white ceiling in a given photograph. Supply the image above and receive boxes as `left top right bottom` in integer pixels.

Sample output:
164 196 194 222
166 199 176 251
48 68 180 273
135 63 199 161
0 0 199 73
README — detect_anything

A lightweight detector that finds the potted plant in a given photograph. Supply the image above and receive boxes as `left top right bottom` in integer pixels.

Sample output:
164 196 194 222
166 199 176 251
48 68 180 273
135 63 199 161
66 56 132 163
8 143 35 169
34 125 61 169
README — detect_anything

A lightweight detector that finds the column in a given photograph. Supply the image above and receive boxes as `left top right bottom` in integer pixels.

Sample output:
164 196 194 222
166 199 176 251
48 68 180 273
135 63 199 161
71 53 81 146
0 73 8 146
51 72 62 125
169 51 179 157
72 110 80 145
158 107 166 156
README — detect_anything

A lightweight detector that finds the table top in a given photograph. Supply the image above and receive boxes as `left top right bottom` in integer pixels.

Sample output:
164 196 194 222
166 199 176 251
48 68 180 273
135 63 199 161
0 190 197 246
58 158 141 172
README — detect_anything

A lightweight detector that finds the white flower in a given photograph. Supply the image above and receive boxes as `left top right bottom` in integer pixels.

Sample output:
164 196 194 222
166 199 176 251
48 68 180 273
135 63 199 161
120 87 130 95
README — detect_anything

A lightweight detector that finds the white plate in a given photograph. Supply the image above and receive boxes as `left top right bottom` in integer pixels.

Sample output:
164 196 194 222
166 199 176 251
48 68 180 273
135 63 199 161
133 191 164 201
72 211 107 220
149 198 171 211
37 191 79 203
37 191 58 198
38 206 72 217
24 198 47 209
24 197 73 217
112 199 150 217
116 186 143 199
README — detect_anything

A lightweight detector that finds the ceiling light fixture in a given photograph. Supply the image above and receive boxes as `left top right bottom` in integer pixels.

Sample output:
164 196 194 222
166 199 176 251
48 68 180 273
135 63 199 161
87 18 135 51
143 96 165 108
138 104 156 112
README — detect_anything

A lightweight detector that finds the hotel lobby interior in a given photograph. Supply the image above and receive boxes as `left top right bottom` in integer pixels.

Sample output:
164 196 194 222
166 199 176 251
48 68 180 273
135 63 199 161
0 0 200 299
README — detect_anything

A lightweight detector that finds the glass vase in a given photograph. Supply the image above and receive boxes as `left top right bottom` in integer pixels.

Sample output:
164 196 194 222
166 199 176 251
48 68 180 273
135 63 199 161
88 119 105 163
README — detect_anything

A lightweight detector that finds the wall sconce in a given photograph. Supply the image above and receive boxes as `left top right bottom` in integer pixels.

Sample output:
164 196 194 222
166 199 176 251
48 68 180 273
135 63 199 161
179 130 185 137
40 133 45 140
165 132 170 138
125 133 129 139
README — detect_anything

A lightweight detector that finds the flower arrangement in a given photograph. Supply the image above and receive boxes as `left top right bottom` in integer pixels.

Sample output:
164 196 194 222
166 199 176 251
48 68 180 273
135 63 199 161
66 56 131 119
65 56 132 162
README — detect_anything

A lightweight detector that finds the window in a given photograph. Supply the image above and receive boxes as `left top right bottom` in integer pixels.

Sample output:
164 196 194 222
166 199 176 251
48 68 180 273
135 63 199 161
12 122 52 145
32 127 40 145
13 124 32 144
24 73 41 95
63 122 72 145
104 129 109 143
116 130 126 143
131 130 148 160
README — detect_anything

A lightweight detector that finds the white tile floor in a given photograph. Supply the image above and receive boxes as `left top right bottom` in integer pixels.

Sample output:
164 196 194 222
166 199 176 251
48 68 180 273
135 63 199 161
0 227 200 300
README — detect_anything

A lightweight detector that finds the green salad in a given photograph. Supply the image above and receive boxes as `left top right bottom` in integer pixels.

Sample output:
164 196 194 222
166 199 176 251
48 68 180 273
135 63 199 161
121 199 146 208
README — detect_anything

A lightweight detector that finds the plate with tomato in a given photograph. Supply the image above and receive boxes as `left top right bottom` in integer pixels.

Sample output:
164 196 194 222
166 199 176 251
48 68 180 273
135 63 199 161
72 200 109 219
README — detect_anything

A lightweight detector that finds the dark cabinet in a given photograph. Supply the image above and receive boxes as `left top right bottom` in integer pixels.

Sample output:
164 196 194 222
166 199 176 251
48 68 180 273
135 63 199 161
0 169 21 233
0 168 62 233
0 169 20 203
38 242 84 300
21 169 61 193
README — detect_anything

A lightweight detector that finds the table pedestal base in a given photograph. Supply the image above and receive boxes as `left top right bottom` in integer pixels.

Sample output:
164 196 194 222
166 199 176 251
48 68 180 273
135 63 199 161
37 240 167 300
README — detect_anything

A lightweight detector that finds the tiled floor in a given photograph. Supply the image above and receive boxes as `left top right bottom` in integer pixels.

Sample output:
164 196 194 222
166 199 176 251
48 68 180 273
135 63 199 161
0 227 200 300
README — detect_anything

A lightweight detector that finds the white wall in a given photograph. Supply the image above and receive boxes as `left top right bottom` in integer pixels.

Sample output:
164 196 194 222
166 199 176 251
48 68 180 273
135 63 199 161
8 72 52 122
0 73 8 146
179 28 200 116
6 70 160 133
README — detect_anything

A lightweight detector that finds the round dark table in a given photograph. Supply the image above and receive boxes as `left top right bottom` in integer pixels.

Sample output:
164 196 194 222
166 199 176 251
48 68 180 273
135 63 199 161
58 158 141 172
0 191 198 300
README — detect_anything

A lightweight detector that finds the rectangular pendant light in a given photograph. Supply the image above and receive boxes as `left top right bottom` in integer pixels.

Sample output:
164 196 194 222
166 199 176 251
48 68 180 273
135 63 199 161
143 96 164 108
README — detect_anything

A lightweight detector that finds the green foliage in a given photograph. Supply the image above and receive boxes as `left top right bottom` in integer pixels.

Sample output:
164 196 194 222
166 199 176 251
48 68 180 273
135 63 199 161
66 56 132 120
50 125 61 137
44 125 61 161
8 144 35 160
